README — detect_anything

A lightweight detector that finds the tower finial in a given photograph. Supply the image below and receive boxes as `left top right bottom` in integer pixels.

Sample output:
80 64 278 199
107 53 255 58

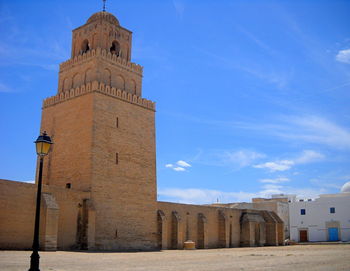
102 0 106 12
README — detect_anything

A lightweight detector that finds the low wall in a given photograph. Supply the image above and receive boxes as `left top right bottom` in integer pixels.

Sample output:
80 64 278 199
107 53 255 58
0 179 91 250
0 179 37 249
157 201 242 249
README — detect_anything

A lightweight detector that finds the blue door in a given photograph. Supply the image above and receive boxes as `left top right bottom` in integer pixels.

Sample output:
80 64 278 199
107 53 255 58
328 227 339 241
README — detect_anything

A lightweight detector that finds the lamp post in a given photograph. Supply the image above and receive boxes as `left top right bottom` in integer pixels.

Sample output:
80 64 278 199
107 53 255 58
29 131 53 271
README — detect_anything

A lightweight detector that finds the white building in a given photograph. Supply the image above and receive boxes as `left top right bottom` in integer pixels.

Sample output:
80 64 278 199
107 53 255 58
289 183 350 242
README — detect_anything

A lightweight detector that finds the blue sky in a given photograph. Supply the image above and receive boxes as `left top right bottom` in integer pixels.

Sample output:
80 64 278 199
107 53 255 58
1 0 350 204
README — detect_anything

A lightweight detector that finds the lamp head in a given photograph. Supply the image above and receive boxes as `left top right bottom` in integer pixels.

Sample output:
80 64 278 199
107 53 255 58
34 131 53 156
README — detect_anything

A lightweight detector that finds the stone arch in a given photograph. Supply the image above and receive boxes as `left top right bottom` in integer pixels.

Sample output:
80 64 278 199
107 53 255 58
76 200 88 250
157 210 168 250
127 79 137 95
110 40 121 56
72 73 81 89
84 68 93 84
218 210 227 248
229 222 233 248
113 75 125 90
171 211 181 249
103 68 111 86
62 78 70 92
197 213 208 249
240 212 266 247
81 39 90 54
255 223 260 246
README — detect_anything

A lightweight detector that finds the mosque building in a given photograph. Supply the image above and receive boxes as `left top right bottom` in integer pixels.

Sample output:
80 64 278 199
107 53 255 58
0 9 284 251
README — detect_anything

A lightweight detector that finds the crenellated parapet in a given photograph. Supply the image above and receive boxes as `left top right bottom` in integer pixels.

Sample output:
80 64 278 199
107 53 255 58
43 81 155 111
59 48 143 75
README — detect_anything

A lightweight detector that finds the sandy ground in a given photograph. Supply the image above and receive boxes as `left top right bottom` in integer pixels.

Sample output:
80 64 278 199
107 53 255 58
1 244 350 271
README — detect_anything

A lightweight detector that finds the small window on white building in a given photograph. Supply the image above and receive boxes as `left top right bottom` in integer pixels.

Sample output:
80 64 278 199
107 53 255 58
301 209 306 215
330 207 335 214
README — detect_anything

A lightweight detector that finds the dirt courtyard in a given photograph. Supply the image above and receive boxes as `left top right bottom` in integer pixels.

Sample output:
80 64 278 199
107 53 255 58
1 244 349 271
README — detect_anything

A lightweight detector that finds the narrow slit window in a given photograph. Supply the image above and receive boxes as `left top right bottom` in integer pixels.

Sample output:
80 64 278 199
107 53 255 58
116 152 119 164
116 117 119 128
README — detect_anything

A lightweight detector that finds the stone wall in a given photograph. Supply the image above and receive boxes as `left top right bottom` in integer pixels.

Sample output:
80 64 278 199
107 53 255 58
58 49 143 95
0 179 92 251
157 201 242 249
0 180 37 250
89 91 157 251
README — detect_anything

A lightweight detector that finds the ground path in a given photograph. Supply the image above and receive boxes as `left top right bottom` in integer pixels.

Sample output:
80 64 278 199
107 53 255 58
1 244 350 271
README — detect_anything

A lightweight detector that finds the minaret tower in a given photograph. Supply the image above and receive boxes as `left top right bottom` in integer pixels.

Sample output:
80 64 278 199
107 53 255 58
39 10 157 250
58 11 142 96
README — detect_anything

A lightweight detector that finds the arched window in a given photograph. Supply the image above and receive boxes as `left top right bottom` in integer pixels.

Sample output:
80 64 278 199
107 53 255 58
72 73 81 89
129 79 136 95
81 39 90 54
103 69 112 86
112 75 124 90
110 40 120 56
84 68 93 84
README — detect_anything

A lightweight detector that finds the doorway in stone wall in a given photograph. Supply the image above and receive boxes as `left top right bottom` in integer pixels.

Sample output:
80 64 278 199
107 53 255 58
197 213 205 249
218 211 226 248
255 223 260 246
157 211 163 249
299 229 308 242
171 211 180 249
76 199 88 250
229 223 233 248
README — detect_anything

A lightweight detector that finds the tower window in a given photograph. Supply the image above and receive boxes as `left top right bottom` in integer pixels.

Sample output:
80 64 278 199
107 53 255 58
300 209 306 215
330 207 335 213
66 183 71 189
116 152 119 164
116 117 119 128
110 40 120 56
81 39 90 54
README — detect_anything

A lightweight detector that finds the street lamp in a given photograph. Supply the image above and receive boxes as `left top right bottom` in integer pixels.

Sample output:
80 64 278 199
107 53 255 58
29 131 53 271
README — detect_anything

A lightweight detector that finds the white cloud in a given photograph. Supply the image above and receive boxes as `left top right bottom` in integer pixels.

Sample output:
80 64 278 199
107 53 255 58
176 160 191 167
254 150 324 172
310 179 342 190
158 188 257 204
276 116 350 149
260 184 284 194
259 177 290 184
173 167 185 172
229 115 350 150
336 48 350 64
194 149 265 169
295 150 324 163
158 185 329 204
193 149 266 170
254 160 294 172
176 150 264 170
222 150 265 168
165 160 191 172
